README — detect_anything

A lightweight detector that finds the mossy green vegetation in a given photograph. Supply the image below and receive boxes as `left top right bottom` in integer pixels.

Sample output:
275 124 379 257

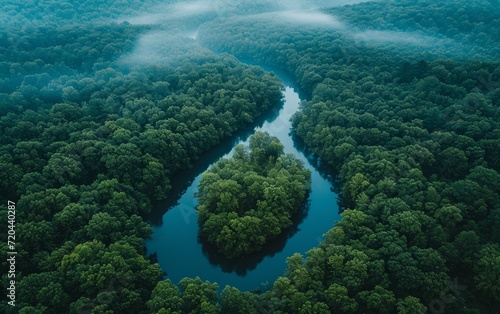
199 1 500 312
1 0 499 312
0 2 283 311
196 131 311 258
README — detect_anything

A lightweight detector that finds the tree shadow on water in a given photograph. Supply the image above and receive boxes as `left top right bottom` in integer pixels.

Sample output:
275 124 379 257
291 131 346 211
148 100 284 226
199 198 311 276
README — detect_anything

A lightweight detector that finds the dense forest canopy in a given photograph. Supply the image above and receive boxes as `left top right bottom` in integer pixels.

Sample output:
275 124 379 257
199 0 500 313
1 0 499 313
196 131 311 258
0 1 284 312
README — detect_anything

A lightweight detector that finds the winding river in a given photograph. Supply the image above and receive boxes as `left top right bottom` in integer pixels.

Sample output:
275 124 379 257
147 66 340 292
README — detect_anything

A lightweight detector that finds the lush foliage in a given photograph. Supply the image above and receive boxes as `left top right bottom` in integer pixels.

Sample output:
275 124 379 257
1 0 499 313
198 0 499 313
0 3 283 312
196 131 311 258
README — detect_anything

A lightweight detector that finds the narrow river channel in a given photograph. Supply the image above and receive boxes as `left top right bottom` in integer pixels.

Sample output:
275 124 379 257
147 69 340 292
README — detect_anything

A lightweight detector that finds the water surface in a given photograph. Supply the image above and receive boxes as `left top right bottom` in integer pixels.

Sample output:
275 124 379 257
147 76 340 291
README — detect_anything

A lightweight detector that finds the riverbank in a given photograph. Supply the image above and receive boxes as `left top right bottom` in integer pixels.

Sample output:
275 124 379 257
147 79 340 291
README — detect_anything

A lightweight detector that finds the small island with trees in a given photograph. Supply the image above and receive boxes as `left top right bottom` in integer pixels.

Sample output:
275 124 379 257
196 131 311 258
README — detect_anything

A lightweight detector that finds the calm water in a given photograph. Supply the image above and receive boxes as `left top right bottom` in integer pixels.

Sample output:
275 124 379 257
147 74 340 292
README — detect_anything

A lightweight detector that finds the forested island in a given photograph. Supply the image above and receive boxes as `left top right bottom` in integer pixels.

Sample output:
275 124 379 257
1 0 499 313
197 131 311 258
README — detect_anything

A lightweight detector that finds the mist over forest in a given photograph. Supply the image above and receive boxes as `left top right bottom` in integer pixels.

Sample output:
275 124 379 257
1 0 499 313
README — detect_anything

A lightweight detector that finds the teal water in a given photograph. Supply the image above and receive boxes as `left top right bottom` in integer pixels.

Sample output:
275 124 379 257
147 73 340 292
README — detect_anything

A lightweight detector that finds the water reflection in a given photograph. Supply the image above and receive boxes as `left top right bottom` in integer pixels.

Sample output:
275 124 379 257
291 133 330 179
149 97 284 226
199 199 310 276
147 77 340 291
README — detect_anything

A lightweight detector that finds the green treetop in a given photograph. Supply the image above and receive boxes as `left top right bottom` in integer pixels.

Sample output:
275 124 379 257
196 131 311 258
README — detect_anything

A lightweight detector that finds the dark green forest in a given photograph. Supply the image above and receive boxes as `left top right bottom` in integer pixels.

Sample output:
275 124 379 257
1 0 499 313
197 131 311 258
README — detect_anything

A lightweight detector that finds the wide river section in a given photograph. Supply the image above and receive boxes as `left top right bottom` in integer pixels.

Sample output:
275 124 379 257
147 69 340 292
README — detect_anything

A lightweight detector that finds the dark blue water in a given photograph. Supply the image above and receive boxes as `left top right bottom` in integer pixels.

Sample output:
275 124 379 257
147 74 340 292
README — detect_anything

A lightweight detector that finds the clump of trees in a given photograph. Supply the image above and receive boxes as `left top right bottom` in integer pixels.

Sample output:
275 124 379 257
1 0 499 312
0 7 284 312
199 0 500 312
196 131 311 258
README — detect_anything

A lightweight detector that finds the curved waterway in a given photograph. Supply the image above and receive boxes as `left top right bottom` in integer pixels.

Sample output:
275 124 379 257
147 68 340 292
